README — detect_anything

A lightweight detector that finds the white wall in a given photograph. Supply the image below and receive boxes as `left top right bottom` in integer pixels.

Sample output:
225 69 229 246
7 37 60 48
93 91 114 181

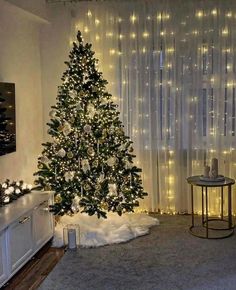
6 0 49 22
0 1 45 183
40 5 72 139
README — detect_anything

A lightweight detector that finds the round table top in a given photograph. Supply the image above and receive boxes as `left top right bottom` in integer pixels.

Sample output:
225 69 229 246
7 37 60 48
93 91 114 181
187 175 235 187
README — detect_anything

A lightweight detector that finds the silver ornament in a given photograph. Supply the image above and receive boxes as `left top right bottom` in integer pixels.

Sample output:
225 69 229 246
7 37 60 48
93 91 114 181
69 90 77 99
108 183 117 196
87 104 96 118
62 122 72 136
64 171 75 182
58 148 66 158
98 173 105 183
83 124 92 134
40 155 50 164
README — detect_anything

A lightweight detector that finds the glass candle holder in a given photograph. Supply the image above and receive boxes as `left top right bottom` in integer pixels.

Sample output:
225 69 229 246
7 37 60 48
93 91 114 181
63 224 80 250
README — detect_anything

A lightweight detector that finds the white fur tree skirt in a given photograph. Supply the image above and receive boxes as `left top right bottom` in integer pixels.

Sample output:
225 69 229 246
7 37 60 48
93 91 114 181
53 212 159 248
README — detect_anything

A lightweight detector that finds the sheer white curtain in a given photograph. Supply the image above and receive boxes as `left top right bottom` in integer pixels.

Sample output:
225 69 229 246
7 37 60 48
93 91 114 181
70 0 236 215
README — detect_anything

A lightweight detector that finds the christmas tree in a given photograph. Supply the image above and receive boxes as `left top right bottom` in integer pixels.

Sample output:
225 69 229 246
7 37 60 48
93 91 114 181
34 31 147 218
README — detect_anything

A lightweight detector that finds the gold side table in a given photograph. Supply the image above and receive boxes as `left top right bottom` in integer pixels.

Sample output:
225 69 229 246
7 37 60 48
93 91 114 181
187 175 235 239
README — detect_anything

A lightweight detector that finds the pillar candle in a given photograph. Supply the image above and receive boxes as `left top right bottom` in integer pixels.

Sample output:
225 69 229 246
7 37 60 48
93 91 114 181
211 158 218 178
68 229 77 249
204 165 210 177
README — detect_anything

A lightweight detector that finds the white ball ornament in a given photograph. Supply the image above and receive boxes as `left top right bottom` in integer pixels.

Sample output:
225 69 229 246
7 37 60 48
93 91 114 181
49 109 57 119
8 186 14 194
107 157 117 167
4 189 11 195
2 183 7 189
15 188 21 194
71 196 80 212
3 196 10 203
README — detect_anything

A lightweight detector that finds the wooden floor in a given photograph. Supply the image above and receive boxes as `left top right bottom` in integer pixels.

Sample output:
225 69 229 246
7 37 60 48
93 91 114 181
2 242 65 290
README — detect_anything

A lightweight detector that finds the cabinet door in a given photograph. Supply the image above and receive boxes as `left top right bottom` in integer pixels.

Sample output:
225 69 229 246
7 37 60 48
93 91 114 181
0 230 8 287
8 213 33 272
33 200 53 248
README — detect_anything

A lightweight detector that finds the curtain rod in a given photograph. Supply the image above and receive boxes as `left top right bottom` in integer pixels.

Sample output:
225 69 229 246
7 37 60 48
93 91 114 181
46 0 111 3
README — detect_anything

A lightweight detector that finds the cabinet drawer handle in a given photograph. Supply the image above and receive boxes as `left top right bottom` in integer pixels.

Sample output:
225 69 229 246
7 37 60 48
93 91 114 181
34 200 48 210
19 216 30 224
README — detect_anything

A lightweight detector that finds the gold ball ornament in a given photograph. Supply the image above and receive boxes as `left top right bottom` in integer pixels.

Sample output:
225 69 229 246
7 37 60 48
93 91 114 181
102 129 107 136
93 160 99 167
92 86 99 93
44 184 52 191
129 147 134 153
55 194 62 203
57 124 64 132
67 151 74 159
87 147 95 156
84 184 91 191
101 201 108 210
78 91 85 98
101 202 108 210
69 117 75 124
38 163 44 169
82 58 87 65
118 128 124 135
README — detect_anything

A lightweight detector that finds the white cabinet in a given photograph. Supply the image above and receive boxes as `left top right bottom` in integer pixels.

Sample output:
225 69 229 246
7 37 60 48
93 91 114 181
8 213 33 273
0 230 8 286
0 191 54 288
33 200 53 249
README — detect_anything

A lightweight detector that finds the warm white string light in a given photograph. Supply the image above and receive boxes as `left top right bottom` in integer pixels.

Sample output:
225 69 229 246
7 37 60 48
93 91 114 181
70 1 236 215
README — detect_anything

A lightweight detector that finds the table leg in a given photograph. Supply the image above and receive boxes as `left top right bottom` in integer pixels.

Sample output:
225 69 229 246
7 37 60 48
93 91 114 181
205 187 208 238
228 185 232 229
191 185 194 227
221 186 224 220
202 186 204 225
